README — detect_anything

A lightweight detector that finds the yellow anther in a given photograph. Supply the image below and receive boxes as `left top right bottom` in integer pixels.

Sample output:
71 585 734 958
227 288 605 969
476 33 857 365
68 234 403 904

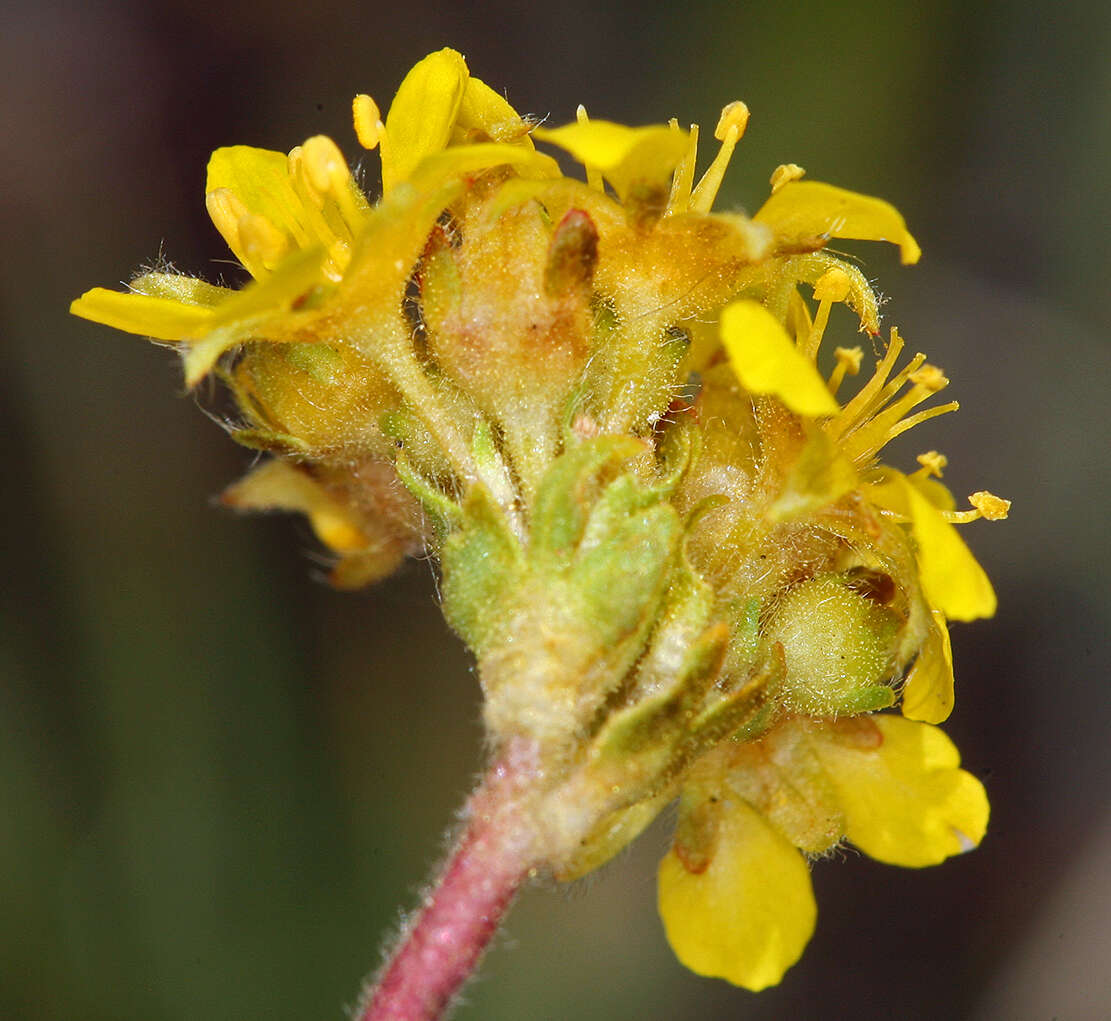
576 105 605 192
205 187 250 248
909 365 948 392
916 450 948 477
969 491 1011 520
714 100 750 142
827 345 863 398
835 346 864 374
302 134 351 197
770 163 805 193
813 266 851 303
238 211 290 268
352 94 382 150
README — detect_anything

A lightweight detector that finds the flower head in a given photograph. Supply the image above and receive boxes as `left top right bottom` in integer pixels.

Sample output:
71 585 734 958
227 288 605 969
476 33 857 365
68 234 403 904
72 48 1007 992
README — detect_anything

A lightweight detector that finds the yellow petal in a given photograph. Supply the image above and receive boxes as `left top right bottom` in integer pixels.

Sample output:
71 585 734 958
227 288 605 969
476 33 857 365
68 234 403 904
381 48 469 193
69 287 216 340
869 473 997 622
533 120 687 202
206 146 312 274
811 715 989 867
222 460 368 553
754 180 921 265
904 481 996 621
720 300 840 417
658 798 816 990
902 609 955 724
455 74 534 147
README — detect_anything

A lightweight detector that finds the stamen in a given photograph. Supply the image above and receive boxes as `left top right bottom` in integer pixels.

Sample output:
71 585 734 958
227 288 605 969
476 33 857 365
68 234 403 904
288 146 323 207
666 118 699 215
575 105 605 192
238 211 290 269
829 328 905 439
827 345 863 397
770 163 805 194
878 401 959 444
851 352 928 426
301 135 363 228
689 100 749 213
803 267 851 361
352 94 383 150
846 366 950 450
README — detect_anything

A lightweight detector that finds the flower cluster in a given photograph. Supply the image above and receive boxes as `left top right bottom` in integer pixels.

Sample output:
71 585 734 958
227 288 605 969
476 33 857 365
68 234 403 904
72 49 1007 992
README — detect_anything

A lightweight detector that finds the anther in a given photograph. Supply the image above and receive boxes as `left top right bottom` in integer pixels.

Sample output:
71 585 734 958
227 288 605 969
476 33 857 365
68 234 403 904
908 365 948 392
302 135 351 197
714 100 750 142
915 451 948 478
770 163 805 193
352 94 383 150
813 267 851 303
827 345 863 397
969 491 1011 520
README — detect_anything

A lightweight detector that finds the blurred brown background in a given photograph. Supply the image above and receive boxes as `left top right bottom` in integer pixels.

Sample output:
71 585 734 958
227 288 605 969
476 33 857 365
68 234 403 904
3 1 1109 1018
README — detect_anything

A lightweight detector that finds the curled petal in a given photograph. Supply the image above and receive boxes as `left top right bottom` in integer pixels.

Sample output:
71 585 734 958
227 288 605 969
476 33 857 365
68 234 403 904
223 459 368 553
720 300 840 417
755 180 921 264
902 609 955 724
658 798 816 990
456 74 534 147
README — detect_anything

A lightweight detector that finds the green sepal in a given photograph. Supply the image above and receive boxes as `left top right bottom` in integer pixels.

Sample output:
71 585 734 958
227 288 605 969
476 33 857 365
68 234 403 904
554 789 673 882
530 435 646 559
471 418 518 516
440 483 524 655
393 451 462 539
688 643 785 747
570 488 682 654
830 683 896 715
587 616 728 798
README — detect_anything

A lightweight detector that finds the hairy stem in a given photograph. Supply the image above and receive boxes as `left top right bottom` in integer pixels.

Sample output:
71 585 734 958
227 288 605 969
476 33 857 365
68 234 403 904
357 742 541 1021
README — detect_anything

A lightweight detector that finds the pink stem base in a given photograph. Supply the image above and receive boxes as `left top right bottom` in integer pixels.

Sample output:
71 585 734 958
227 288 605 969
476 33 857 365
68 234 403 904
357 749 539 1021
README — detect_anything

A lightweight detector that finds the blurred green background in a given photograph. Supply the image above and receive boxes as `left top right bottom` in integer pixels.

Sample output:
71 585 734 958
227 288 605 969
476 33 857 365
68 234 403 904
3 1 1109 1018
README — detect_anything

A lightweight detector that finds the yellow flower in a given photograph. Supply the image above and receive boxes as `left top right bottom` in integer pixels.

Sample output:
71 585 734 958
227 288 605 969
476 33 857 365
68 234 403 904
659 714 989 989
71 49 1007 1001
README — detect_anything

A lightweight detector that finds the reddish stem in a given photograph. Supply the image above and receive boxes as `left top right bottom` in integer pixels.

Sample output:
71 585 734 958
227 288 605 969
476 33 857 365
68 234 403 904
357 747 539 1021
